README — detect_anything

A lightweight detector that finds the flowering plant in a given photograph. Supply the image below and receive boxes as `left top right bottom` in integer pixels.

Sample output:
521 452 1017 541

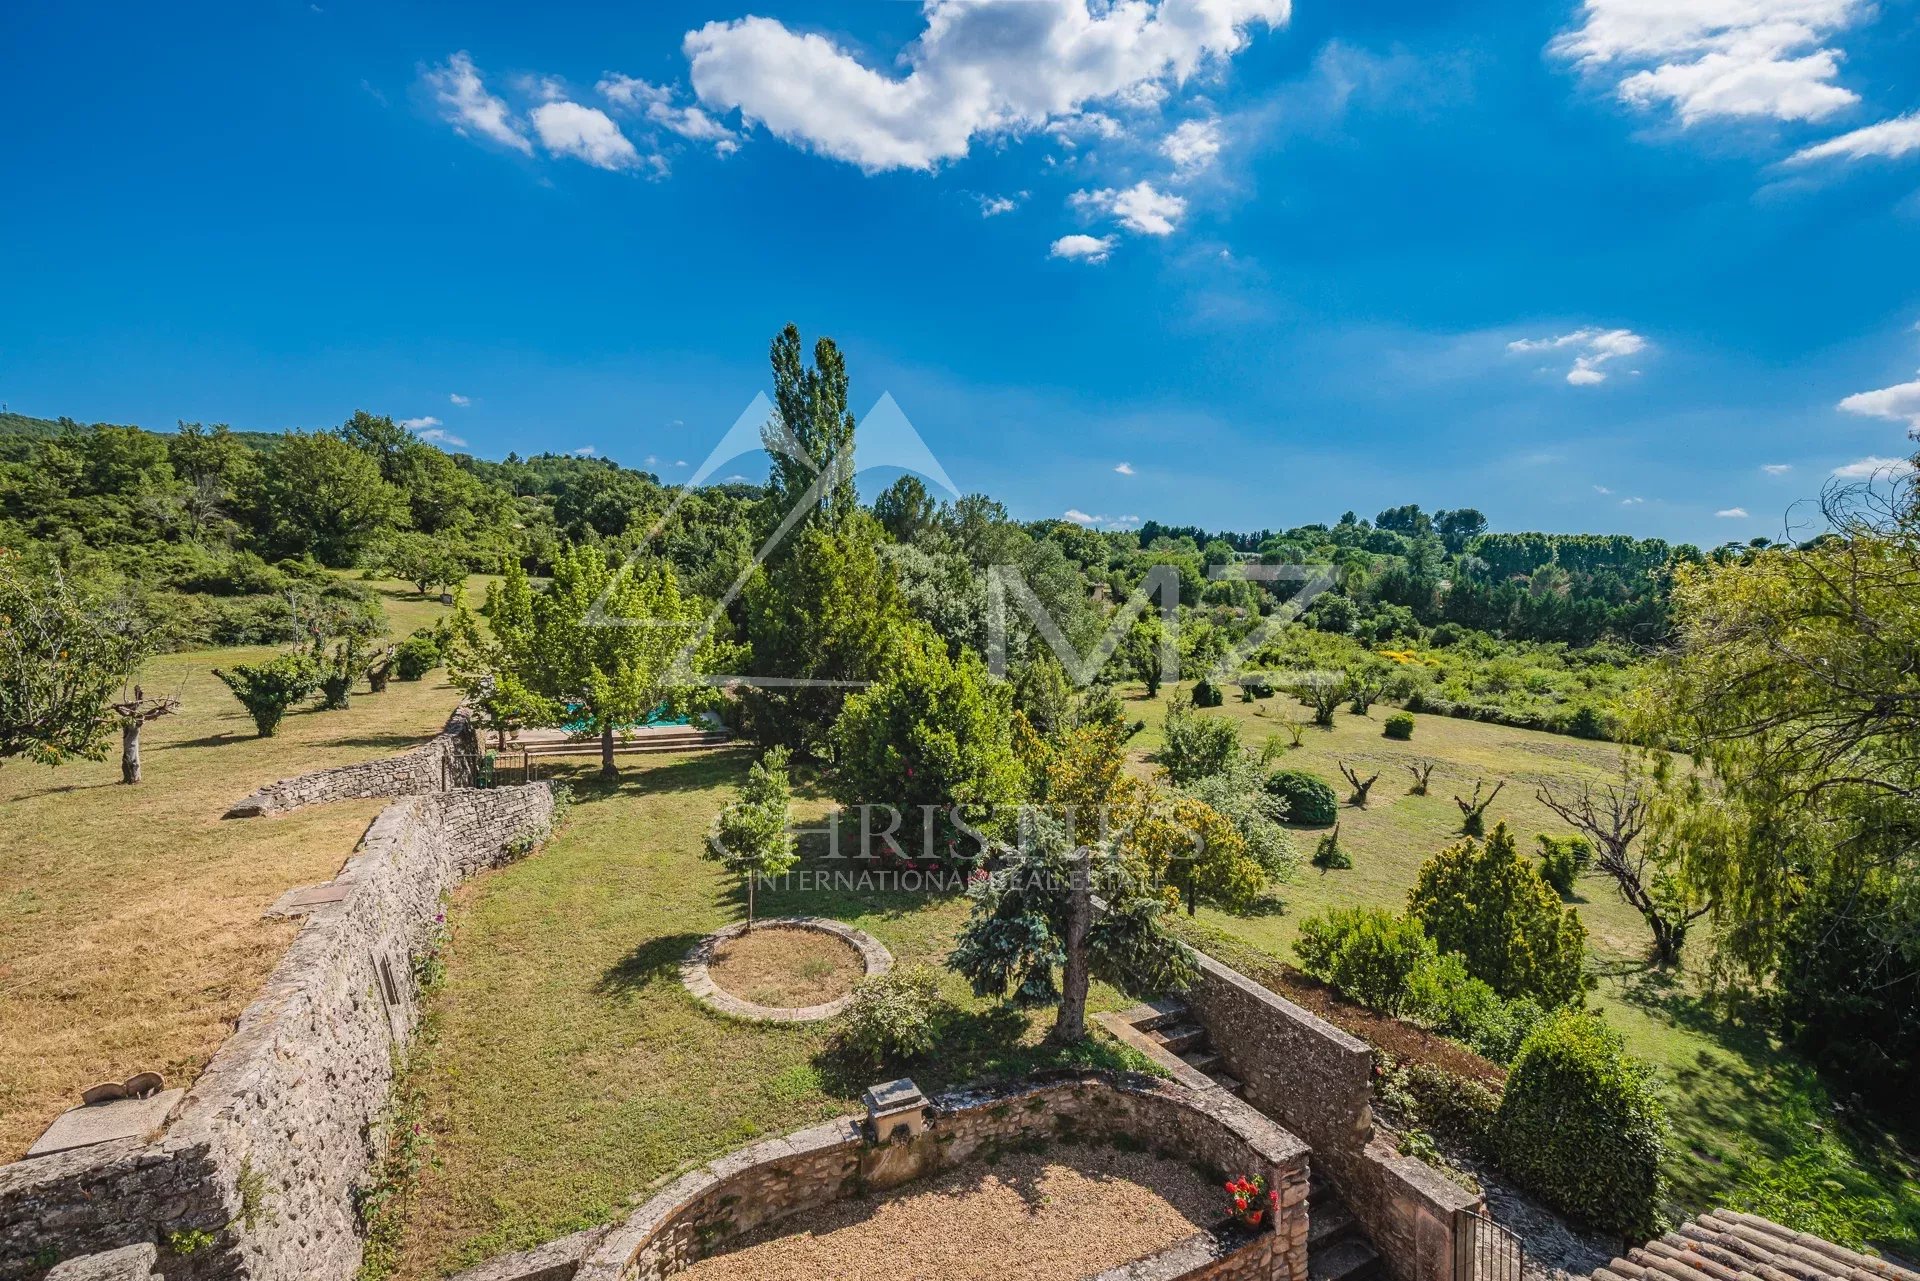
1224 1175 1278 1227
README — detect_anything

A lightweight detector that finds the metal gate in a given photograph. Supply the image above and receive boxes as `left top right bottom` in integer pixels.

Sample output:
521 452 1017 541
1454 1209 1523 1281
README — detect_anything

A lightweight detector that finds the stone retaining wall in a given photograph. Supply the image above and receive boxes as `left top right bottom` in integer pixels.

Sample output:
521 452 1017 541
1185 954 1480 1281
223 708 478 818
574 1074 1310 1281
0 783 555 1281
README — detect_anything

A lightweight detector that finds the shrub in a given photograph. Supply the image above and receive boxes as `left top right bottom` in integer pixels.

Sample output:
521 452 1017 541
1312 826 1352 869
1496 1010 1667 1237
1383 712 1415 740
1565 703 1607 740
1192 678 1225 708
393 634 441 681
1294 907 1432 1014
841 965 944 1067
1408 953 1548 1063
1396 1061 1499 1155
1535 834 1591 899
213 653 320 737
1160 691 1243 785
1264 768 1339 827
1409 822 1588 1007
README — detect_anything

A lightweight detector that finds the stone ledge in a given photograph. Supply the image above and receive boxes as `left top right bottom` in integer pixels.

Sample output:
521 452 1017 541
677 917 893 1023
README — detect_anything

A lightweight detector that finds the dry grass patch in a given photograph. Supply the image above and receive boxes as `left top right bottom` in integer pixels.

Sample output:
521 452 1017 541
676 1143 1220 1281
707 925 865 1008
0 579 476 1157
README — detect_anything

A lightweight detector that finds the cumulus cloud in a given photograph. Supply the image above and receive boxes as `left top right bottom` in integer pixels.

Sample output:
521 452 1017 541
1162 117 1224 178
425 52 533 154
1716 507 1749 517
1593 484 1614 494
598 73 742 154
1549 0 1870 125
1761 462 1792 474
1508 327 1648 385
572 446 598 457
403 417 469 447
531 101 644 170
1072 180 1187 235
1620 496 1645 505
1051 233 1116 262
1788 112 1920 165
978 192 1024 217
401 416 440 430
1064 508 1098 524
1832 455 1919 479
682 0 1290 172
1115 461 1136 475
448 393 471 407
1838 372 1920 429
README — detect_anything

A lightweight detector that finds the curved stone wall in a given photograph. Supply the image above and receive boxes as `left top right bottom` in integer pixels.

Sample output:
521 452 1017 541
576 1073 1311 1281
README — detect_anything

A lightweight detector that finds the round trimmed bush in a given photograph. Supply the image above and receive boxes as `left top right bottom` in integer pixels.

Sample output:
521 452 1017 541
1384 712 1416 740
1265 768 1339 827
392 634 441 681
1192 678 1225 708
840 964 943 1067
1495 1010 1667 1237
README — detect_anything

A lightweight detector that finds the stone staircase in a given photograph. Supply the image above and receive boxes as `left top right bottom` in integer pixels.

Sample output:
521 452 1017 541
1307 1179 1382 1281
1098 997 1382 1281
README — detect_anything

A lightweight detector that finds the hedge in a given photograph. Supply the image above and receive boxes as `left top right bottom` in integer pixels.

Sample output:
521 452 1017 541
1265 768 1339 827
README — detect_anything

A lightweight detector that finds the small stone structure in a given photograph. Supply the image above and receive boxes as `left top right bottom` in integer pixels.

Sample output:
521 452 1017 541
579 1073 1309 1281
678 917 892 1022
1184 952 1481 1281
222 707 478 818
1 731 556 1281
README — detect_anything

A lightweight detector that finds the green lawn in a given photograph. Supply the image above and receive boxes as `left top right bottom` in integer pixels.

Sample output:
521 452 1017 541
388 755 1147 1278
1125 688 1919 1253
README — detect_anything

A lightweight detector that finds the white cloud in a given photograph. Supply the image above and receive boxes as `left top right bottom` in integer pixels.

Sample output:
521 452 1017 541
1509 327 1648 385
1832 455 1918 479
978 192 1023 217
1788 112 1920 165
1162 117 1224 179
1593 484 1614 494
1621 496 1645 505
598 73 743 154
1114 461 1136 475
1837 372 1920 428
673 460 688 468
1716 507 1749 517
449 393 471 407
425 52 533 154
1065 508 1099 524
531 101 644 171
1549 0 1871 125
1761 462 1792 474
403 416 469 448
644 454 660 466
572 446 598 457
1050 233 1116 263
682 0 1290 173
1072 180 1187 235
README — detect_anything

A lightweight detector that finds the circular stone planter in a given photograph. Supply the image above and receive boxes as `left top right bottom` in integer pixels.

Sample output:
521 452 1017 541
680 917 893 1023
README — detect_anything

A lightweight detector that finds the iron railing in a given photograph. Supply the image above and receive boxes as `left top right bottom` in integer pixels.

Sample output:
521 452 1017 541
1454 1209 1523 1281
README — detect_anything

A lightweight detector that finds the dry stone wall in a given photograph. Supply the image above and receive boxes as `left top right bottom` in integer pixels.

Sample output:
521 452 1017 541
223 708 478 818
575 1073 1311 1281
1185 953 1480 1281
0 778 554 1281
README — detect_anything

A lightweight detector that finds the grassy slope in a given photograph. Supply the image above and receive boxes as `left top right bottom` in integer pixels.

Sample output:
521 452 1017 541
1125 688 1918 1250
392 756 1145 1277
0 578 478 1157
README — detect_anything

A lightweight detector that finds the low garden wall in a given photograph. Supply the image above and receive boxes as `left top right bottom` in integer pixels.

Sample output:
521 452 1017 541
1185 954 1480 1281
0 780 556 1281
222 707 478 818
563 1074 1311 1281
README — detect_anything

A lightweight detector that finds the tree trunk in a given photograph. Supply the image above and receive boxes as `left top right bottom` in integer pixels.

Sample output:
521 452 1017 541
747 872 756 931
1051 850 1093 1045
600 723 617 778
1649 915 1686 967
120 722 141 785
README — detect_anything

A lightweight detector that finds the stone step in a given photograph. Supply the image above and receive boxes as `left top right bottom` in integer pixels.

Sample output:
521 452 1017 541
1180 1049 1222 1075
1208 1071 1245 1098
1153 1023 1206 1054
1308 1199 1356 1247
1119 996 1191 1033
1311 1236 1382 1281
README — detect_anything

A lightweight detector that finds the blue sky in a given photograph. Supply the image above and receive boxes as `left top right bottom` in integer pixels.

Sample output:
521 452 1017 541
3 0 1918 546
